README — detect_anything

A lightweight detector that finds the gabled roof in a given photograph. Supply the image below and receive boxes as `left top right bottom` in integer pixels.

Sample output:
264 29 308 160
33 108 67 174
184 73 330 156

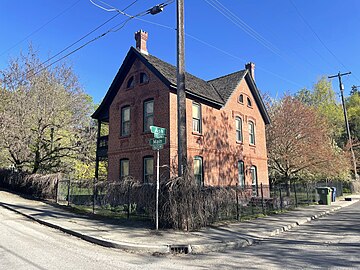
92 47 270 124
208 70 247 103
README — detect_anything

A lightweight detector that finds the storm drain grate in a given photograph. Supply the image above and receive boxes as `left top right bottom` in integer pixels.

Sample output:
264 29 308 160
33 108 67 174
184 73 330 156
169 245 192 254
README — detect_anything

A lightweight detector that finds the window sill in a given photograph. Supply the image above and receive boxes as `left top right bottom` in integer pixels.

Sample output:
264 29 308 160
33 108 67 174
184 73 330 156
236 141 243 145
139 81 149 86
192 131 203 137
249 143 256 147
119 135 131 139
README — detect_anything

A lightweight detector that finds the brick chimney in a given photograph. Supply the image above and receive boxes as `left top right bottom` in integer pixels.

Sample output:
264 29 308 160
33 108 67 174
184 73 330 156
245 62 255 81
135 30 148 55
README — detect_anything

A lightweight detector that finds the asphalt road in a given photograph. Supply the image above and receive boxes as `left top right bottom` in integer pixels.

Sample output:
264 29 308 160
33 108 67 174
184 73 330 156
1 201 360 270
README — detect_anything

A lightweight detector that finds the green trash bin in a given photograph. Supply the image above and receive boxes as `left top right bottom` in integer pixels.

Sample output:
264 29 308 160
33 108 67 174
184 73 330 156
316 187 332 205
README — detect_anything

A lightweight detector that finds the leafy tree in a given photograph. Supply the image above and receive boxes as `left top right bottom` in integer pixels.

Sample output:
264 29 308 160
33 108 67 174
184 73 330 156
295 77 344 144
266 96 350 193
0 45 96 175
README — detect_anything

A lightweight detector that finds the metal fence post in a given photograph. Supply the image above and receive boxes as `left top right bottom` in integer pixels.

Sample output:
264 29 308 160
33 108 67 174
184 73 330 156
67 180 71 206
127 183 131 219
293 181 298 207
260 183 265 215
306 183 310 205
236 183 239 221
93 178 96 214
55 179 59 204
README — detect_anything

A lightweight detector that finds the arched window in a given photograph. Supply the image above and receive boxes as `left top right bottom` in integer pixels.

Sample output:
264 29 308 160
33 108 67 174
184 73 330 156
120 158 129 179
126 76 134 88
193 156 204 186
140 72 149 84
249 121 255 145
235 117 242 142
250 166 258 196
239 94 244 104
247 97 252 107
238 161 245 188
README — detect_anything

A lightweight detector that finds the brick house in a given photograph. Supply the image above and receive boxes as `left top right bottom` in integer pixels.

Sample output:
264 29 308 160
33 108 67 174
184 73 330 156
92 30 270 194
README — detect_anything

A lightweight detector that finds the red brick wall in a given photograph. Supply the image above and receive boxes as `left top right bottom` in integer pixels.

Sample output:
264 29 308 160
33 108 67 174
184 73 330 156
107 59 268 188
169 74 269 187
107 58 171 182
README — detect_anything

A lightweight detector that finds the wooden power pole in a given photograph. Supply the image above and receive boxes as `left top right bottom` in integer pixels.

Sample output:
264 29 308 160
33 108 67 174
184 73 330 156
328 72 359 180
176 0 187 176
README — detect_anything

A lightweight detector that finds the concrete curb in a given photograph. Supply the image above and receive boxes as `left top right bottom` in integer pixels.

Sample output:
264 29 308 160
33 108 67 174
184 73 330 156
268 201 357 237
0 199 358 254
0 202 169 253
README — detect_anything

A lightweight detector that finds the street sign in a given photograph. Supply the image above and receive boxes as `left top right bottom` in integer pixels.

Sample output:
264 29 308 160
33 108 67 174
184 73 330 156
149 137 166 146
150 126 167 138
152 144 164 151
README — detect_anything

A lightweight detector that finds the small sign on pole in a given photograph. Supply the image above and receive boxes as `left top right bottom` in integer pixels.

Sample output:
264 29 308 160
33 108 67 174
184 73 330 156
149 125 167 230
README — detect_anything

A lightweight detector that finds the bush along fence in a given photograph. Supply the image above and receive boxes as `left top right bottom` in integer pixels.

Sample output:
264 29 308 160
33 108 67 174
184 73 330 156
0 169 344 230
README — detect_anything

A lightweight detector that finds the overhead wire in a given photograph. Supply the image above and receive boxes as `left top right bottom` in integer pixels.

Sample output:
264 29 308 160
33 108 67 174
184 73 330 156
125 16 303 87
289 0 360 84
27 1 162 79
203 0 309 76
0 0 82 57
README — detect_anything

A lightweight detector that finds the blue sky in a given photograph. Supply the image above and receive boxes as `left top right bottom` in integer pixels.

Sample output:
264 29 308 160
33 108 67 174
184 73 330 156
1 0 360 104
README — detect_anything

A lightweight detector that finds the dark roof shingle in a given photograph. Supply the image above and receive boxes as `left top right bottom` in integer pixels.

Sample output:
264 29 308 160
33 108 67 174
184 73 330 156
208 70 247 103
141 52 224 104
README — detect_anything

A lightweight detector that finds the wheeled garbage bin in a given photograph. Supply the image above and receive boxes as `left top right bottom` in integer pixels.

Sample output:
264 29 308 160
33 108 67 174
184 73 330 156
316 187 331 205
331 187 337 202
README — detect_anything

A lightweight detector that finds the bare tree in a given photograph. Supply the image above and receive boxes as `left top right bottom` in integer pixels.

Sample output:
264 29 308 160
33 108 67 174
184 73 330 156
0 45 95 174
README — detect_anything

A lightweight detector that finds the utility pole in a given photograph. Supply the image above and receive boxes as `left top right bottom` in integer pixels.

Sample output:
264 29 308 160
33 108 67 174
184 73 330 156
328 72 358 180
176 0 187 176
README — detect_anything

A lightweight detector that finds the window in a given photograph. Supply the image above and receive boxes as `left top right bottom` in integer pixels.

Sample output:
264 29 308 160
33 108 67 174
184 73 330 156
143 99 154 132
249 121 255 145
239 94 244 103
120 159 129 179
192 102 202 133
143 156 154 183
250 166 258 196
247 97 252 107
238 161 245 188
235 117 243 142
140 72 149 84
126 76 134 88
121 106 130 136
193 156 203 186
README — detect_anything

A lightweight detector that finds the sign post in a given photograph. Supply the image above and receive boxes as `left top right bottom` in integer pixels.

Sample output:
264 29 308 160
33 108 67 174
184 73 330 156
149 126 167 230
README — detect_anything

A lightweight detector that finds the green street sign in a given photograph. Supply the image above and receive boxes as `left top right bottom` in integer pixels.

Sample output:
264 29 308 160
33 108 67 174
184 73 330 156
149 137 166 146
152 144 164 150
150 126 167 138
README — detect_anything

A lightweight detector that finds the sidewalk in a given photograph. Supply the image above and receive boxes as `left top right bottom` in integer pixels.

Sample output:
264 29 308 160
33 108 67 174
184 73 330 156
0 190 358 254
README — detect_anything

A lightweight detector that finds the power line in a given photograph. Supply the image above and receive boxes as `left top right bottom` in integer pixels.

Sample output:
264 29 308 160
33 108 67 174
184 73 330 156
203 0 309 77
26 2 170 79
40 13 121 69
290 0 360 83
25 1 141 76
0 0 82 57
127 16 303 87
203 0 281 56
